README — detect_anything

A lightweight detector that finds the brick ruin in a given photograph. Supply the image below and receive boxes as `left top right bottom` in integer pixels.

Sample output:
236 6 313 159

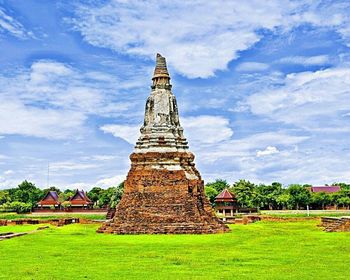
320 217 350 232
97 54 229 234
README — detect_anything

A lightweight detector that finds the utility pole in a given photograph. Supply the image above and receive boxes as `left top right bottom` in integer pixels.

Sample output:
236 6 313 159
47 162 50 188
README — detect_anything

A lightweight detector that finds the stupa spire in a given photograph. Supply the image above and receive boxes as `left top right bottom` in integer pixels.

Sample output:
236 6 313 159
152 53 171 89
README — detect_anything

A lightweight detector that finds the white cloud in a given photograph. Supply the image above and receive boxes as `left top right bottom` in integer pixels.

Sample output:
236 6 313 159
182 116 233 144
0 60 136 139
194 131 308 163
96 175 126 188
69 1 350 78
100 115 233 145
0 7 33 39
3 170 14 175
50 161 98 171
0 100 86 139
246 67 350 131
100 124 140 144
69 1 295 78
256 146 279 157
278 55 330 66
236 62 269 72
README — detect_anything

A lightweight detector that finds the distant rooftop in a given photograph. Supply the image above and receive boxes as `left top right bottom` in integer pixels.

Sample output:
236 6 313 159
215 189 236 202
310 186 341 193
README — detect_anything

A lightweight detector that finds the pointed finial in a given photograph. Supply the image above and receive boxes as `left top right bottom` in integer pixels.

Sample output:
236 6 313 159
152 53 171 89
153 53 170 79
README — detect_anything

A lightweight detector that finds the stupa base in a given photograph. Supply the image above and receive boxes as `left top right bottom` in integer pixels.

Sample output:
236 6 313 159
97 192 229 234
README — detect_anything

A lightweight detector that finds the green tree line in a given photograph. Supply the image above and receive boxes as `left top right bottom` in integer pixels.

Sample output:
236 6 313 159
205 179 350 210
1 179 350 213
0 180 124 213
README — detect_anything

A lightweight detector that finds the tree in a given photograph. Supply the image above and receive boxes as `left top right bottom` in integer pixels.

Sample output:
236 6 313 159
287 184 311 210
205 179 230 193
311 192 331 210
11 181 43 206
276 192 292 210
204 186 218 204
232 179 257 208
88 187 104 204
42 186 62 195
0 190 11 205
255 182 283 210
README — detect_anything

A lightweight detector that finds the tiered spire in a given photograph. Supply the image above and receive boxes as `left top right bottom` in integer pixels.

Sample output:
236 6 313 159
135 53 188 153
152 53 171 89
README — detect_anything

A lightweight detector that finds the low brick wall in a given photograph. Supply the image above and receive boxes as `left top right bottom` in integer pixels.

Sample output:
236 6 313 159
320 217 350 232
261 216 318 222
32 209 107 213
229 215 261 225
0 220 7 226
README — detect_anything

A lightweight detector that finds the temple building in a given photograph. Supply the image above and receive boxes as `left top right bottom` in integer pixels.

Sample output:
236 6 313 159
98 54 229 234
37 191 60 209
68 190 93 209
214 189 238 219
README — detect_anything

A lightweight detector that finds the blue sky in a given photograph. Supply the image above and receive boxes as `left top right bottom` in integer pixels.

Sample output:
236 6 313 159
1 0 350 189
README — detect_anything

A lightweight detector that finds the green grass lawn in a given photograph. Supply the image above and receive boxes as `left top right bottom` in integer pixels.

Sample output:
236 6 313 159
0 220 349 280
260 209 350 218
0 212 106 221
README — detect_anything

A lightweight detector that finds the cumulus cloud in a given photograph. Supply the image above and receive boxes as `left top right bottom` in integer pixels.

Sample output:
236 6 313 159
100 115 233 145
182 116 233 144
246 67 350 131
100 124 140 145
68 0 350 78
0 100 86 139
68 0 293 78
96 175 126 188
0 60 137 139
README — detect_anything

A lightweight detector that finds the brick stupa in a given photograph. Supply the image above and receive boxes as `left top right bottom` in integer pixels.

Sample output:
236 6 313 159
97 54 229 234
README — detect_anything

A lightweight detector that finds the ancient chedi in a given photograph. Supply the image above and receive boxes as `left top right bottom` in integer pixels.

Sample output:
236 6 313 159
98 54 229 234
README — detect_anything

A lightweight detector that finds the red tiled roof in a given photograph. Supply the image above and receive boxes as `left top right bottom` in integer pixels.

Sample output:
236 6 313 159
311 186 341 193
215 189 236 202
38 191 60 205
69 189 92 204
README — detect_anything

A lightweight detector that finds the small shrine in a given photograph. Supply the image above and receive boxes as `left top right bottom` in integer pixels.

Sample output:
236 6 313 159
214 189 238 219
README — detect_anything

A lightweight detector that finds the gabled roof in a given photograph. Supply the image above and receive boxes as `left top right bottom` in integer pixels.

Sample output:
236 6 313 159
69 189 92 204
311 186 341 193
215 189 236 202
40 191 59 202
38 191 59 205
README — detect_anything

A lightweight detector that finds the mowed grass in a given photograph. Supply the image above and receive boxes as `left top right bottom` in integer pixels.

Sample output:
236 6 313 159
0 212 106 220
260 210 350 218
0 220 349 280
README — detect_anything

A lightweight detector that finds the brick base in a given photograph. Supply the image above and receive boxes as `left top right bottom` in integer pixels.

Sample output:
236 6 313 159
97 152 229 234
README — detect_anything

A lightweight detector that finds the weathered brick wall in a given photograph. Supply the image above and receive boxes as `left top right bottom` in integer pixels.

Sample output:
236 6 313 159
97 152 229 234
320 217 350 232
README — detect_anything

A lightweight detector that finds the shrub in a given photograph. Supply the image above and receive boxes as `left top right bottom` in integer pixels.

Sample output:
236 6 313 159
61 201 71 209
0 201 32 213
